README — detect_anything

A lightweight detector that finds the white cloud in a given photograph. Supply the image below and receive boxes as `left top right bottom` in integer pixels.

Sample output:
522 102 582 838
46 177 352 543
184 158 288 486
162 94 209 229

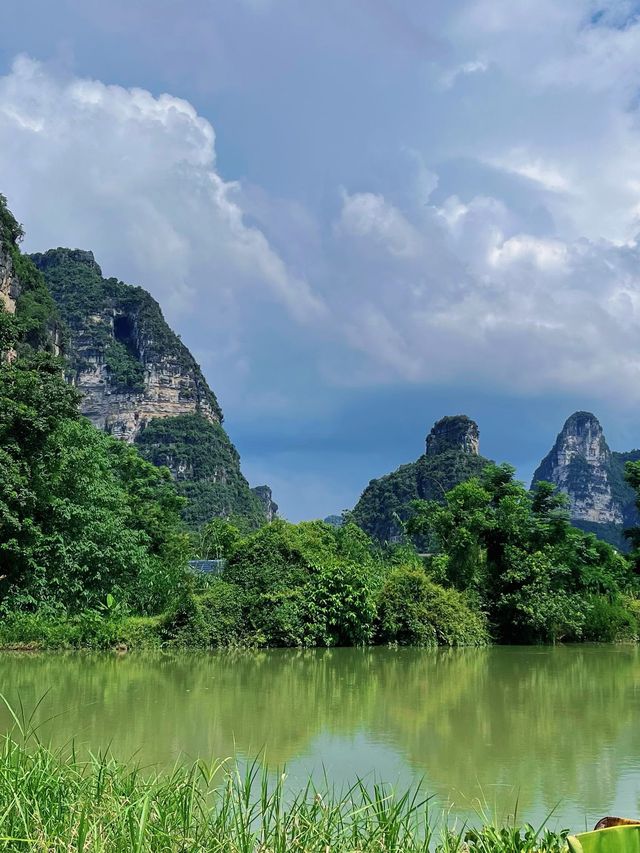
328 188 640 399
439 58 489 89
4 30 640 415
0 55 324 332
487 149 571 193
442 1 640 244
335 191 423 259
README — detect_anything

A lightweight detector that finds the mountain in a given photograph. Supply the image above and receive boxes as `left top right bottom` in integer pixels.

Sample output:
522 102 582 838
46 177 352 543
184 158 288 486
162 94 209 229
28 245 272 529
251 485 279 522
352 415 491 542
531 411 640 549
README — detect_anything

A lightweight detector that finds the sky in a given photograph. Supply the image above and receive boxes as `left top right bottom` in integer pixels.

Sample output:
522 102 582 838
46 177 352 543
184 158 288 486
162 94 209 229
2 1 640 520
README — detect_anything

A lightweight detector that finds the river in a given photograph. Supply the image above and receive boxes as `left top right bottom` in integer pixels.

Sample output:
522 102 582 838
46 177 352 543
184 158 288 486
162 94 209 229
1 645 639 830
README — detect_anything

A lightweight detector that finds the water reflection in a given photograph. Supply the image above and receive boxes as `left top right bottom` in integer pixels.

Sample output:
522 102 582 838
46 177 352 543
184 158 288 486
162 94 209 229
0 646 639 826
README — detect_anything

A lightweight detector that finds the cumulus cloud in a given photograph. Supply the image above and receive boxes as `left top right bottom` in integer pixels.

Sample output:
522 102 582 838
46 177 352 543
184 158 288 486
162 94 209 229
329 188 640 399
0 55 324 328
4 10 640 417
429 2 640 244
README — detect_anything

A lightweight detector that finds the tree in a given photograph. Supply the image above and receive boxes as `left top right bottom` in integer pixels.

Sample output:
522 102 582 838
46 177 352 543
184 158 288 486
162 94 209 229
0 339 188 613
377 565 488 646
407 464 636 643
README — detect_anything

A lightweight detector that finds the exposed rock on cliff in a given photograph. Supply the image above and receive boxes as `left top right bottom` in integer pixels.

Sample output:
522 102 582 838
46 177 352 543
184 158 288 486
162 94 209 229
31 248 221 442
30 245 275 528
531 411 639 549
352 415 490 542
426 415 480 456
0 236 19 315
251 485 279 523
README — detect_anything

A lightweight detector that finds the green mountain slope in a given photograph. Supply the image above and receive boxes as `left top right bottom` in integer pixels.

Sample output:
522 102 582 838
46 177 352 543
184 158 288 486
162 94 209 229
352 415 491 542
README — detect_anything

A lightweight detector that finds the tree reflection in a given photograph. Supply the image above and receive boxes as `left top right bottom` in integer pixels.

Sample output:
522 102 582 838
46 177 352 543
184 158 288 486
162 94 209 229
0 646 638 821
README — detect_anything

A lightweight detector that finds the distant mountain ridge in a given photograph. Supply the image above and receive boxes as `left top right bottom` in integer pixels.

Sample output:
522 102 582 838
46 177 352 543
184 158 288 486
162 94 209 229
354 410 640 552
352 415 491 542
531 411 640 549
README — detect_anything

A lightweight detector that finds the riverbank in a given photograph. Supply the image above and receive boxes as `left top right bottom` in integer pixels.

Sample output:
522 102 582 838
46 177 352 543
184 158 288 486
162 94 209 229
0 730 569 852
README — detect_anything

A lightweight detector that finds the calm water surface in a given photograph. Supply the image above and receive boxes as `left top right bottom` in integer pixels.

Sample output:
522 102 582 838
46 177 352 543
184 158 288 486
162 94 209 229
1 645 639 829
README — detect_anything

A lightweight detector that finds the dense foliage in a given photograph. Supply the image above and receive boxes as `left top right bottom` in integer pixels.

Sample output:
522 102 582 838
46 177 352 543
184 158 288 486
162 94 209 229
406 465 639 643
135 414 266 530
352 448 490 543
2 194 640 651
0 195 61 355
0 203 192 619
378 567 488 647
0 344 190 614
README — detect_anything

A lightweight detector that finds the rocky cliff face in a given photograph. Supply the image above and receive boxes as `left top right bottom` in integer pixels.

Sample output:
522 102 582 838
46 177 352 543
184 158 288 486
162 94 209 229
251 485 279 523
532 412 639 548
0 240 19 315
31 248 221 442
30 246 275 528
352 415 490 542
532 412 620 523
426 415 480 456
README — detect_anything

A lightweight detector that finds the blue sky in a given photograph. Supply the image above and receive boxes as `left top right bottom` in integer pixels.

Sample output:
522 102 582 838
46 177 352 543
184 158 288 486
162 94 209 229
3 0 640 519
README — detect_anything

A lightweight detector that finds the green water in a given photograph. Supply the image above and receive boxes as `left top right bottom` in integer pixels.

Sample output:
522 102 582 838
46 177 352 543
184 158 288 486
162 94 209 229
1 645 639 829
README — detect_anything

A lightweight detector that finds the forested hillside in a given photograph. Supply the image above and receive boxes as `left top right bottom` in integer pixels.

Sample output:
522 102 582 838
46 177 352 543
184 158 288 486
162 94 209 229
30 240 272 529
352 415 490 542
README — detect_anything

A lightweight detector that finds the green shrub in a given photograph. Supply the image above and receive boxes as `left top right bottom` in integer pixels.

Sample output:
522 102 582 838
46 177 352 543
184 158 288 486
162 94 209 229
69 610 122 649
223 521 310 595
160 591 210 648
0 610 74 649
198 580 245 646
583 595 639 642
116 615 163 649
0 609 146 650
377 566 489 647
303 560 378 646
249 588 306 647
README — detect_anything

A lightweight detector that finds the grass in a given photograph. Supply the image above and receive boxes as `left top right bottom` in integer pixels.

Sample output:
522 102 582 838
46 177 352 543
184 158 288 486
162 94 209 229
0 611 163 651
0 699 571 853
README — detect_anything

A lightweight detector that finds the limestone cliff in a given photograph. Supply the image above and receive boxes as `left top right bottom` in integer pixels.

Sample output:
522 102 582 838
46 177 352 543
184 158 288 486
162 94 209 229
30 248 221 442
0 236 19 315
531 412 639 549
426 415 480 456
251 485 279 523
352 415 490 542
30 246 275 529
